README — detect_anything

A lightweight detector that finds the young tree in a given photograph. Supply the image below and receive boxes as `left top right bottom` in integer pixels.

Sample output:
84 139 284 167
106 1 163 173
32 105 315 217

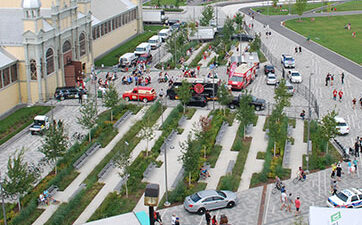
222 17 235 42
77 100 98 142
319 110 338 154
175 0 180 8
272 0 279 7
200 6 214 26
217 82 233 115
138 117 156 157
3 149 36 211
295 0 307 19
236 92 257 138
274 79 291 109
249 34 261 52
233 13 243 33
179 134 199 186
104 84 120 121
176 80 192 114
39 120 68 174
113 148 131 198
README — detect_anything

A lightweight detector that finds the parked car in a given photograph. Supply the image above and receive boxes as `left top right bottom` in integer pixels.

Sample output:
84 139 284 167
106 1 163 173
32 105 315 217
119 52 137 68
231 33 254 42
288 70 302 83
264 65 275 75
122 87 156 103
228 95 266 111
187 96 207 107
327 188 362 208
335 117 350 135
184 190 238 214
54 87 86 100
266 73 277 85
134 42 151 56
137 53 153 65
281 54 295 68
30 115 50 135
148 35 162 49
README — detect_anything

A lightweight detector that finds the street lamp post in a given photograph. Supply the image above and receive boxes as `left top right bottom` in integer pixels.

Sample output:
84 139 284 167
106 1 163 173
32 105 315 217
306 66 313 173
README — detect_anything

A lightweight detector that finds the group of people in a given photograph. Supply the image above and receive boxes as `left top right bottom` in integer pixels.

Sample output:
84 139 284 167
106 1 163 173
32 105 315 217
325 72 344 86
294 46 302 53
332 89 344 102
39 190 55 206
280 190 301 216
205 211 229 225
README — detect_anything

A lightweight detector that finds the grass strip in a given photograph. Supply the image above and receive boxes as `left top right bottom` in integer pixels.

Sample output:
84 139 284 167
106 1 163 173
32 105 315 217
44 183 104 225
144 0 186 6
0 106 52 145
95 25 164 66
252 3 324 16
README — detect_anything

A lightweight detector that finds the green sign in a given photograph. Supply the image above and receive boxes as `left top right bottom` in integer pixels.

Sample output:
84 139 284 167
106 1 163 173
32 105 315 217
330 211 341 222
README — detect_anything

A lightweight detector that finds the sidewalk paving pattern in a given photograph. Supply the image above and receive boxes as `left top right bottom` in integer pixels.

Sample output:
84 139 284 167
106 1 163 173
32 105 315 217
238 116 268 192
133 109 210 213
287 120 307 177
185 43 207 65
32 107 148 225
205 121 240 190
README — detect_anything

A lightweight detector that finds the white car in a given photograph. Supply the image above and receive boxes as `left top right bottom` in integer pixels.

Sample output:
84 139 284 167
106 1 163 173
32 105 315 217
281 54 295 68
327 188 362 208
288 70 302 83
266 73 277 85
335 117 350 135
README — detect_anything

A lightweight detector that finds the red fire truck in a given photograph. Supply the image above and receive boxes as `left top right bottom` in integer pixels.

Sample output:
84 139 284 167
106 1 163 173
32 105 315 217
227 62 257 91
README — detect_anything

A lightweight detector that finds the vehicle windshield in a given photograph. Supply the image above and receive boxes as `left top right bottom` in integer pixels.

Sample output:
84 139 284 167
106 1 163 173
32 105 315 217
230 76 243 82
135 47 145 52
268 74 276 79
216 191 226 198
34 120 45 126
149 40 157 43
120 58 128 64
286 57 294 61
336 192 348 202
266 66 274 70
337 122 347 127
190 193 201 202
291 73 300 77
159 33 166 37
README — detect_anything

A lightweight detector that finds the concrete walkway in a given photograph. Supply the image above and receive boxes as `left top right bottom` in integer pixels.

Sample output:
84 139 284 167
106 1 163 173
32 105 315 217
199 51 217 68
73 107 173 224
238 116 268 192
185 43 207 65
133 109 210 213
32 107 148 225
288 119 308 177
206 121 240 190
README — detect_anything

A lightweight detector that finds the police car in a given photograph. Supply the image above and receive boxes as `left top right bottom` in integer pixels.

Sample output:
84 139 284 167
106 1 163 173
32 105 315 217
327 188 362 208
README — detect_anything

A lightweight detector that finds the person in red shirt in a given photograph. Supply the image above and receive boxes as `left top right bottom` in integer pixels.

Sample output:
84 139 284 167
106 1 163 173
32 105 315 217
333 89 337 101
295 197 301 216
338 90 343 102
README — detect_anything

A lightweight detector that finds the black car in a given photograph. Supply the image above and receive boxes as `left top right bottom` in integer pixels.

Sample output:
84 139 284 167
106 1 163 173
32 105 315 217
264 65 275 75
228 95 266 111
187 96 207 107
231 33 254 42
54 87 86 100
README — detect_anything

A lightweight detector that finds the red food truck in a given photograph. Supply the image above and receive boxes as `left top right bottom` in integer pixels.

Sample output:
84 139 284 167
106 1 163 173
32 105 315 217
227 62 257 91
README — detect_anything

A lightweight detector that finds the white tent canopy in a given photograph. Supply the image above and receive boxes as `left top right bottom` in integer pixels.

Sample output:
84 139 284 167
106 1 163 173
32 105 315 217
309 206 362 225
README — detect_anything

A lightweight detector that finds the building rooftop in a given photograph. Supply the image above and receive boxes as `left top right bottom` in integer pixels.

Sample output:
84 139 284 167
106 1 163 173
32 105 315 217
0 48 17 69
91 0 136 21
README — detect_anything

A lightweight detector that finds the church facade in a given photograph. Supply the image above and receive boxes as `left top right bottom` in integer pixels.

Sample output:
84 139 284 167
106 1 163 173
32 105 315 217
0 0 143 115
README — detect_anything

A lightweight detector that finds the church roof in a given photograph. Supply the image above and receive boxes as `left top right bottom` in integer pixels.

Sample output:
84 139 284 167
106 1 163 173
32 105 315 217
0 48 17 69
91 0 136 22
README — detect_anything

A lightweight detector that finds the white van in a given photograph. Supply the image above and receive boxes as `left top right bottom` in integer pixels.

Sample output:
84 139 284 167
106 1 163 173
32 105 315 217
119 53 137 67
158 29 171 42
134 43 151 56
148 35 162 49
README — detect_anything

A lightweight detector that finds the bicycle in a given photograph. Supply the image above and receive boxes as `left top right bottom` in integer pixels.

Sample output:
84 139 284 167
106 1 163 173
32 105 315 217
271 182 285 194
293 175 306 184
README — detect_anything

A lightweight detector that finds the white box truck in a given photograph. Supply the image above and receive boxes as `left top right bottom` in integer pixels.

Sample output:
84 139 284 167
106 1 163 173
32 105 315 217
119 53 137 68
158 29 171 42
134 43 151 56
142 9 168 24
148 35 162 49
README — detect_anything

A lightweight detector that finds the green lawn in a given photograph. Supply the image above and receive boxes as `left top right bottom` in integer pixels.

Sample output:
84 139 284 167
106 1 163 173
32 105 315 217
0 106 52 146
94 25 164 67
253 2 324 15
334 0 362 11
285 14 362 65
144 0 186 7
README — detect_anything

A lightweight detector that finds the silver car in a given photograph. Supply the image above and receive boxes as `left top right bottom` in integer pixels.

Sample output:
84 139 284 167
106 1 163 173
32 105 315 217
183 190 238 215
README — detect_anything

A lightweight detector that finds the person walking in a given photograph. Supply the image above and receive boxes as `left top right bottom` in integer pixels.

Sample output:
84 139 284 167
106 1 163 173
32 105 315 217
205 210 211 225
359 97 362 109
336 163 342 181
352 98 357 109
330 74 334 86
287 193 293 213
332 180 338 195
295 197 301 216
338 90 344 102
175 217 180 225
154 211 163 225
299 46 302 53
280 190 287 211
353 157 358 172
212 215 218 225
78 90 83 104
347 160 352 175
171 214 176 225
341 72 345 84
325 74 330 86
333 89 337 101
295 47 298 53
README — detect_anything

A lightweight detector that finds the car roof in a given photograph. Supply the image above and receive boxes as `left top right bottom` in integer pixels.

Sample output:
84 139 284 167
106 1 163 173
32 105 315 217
137 43 150 47
283 54 293 58
149 35 160 40
34 115 47 120
120 52 135 58
134 86 154 91
197 190 218 198
334 117 346 123
268 73 276 77
341 189 357 197
159 29 170 32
